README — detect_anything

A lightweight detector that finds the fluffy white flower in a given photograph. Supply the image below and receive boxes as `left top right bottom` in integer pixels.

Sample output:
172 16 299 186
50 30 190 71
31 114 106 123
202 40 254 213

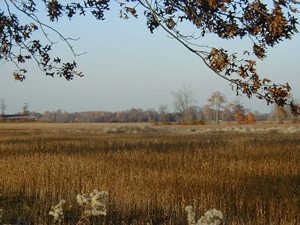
185 205 196 225
76 193 91 206
49 199 66 222
185 206 223 225
197 209 223 225
77 189 109 216
185 205 193 212
0 208 6 222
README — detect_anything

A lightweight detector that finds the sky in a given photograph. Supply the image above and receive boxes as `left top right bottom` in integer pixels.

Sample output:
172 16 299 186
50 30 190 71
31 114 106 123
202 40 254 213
0 1 299 114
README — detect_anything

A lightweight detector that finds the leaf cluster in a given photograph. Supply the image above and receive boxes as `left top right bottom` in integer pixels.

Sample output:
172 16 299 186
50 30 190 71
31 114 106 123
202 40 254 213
1 0 109 81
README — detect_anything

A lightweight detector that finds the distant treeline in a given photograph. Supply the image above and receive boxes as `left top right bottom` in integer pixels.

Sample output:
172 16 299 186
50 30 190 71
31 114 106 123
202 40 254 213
29 107 273 123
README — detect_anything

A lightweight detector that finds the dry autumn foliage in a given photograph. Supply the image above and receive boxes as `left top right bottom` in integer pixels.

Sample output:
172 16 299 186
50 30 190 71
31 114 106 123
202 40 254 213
244 112 256 124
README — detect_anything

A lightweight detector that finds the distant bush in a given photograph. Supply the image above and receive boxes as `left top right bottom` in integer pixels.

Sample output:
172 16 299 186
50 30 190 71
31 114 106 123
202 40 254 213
191 120 206 125
102 126 158 134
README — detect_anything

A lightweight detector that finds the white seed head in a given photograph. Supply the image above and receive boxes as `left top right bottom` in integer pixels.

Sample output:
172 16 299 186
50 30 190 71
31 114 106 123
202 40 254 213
49 199 65 222
197 209 223 225
185 205 194 212
77 189 109 217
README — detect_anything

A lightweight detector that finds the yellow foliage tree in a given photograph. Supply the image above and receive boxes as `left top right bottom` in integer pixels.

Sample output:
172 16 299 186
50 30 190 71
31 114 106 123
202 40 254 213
244 113 256 124
234 111 244 124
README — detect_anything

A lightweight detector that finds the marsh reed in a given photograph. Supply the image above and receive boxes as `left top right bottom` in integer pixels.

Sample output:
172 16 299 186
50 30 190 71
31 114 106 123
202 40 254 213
0 124 299 224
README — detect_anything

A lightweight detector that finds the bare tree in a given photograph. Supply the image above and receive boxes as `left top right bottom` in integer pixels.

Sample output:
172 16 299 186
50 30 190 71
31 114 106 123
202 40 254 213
171 85 197 122
0 98 6 115
207 92 227 125
158 104 168 122
273 105 287 123
233 99 247 116
146 108 157 123
22 102 29 115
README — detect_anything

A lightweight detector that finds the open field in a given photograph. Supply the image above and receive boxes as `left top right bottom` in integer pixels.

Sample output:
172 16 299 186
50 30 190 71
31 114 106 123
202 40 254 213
0 121 299 134
0 123 299 224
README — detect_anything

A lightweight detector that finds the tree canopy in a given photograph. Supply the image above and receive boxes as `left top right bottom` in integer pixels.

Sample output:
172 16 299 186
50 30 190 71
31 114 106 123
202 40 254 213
0 0 299 114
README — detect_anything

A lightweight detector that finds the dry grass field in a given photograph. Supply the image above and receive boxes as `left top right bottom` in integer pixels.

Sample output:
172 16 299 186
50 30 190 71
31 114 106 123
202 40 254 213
0 122 299 224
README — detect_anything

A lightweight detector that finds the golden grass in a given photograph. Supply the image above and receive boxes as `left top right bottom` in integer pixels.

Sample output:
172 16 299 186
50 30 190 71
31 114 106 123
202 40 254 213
0 123 299 224
0 121 298 131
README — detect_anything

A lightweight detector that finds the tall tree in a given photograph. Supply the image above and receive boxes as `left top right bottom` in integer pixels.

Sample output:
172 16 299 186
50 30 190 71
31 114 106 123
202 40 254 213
203 104 214 121
0 98 6 115
22 102 29 115
232 99 246 117
273 105 287 123
0 0 299 113
230 99 247 123
221 104 234 122
158 104 168 122
171 85 197 122
207 91 227 124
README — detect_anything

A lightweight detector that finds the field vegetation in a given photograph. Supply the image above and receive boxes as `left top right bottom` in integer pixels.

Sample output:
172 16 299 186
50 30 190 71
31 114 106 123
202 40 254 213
0 123 299 224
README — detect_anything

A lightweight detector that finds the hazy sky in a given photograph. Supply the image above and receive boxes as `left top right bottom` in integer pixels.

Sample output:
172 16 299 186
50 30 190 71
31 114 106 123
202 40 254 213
1 2 299 114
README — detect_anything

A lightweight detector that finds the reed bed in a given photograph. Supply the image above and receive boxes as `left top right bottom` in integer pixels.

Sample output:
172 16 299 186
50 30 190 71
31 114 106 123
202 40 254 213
0 124 299 224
